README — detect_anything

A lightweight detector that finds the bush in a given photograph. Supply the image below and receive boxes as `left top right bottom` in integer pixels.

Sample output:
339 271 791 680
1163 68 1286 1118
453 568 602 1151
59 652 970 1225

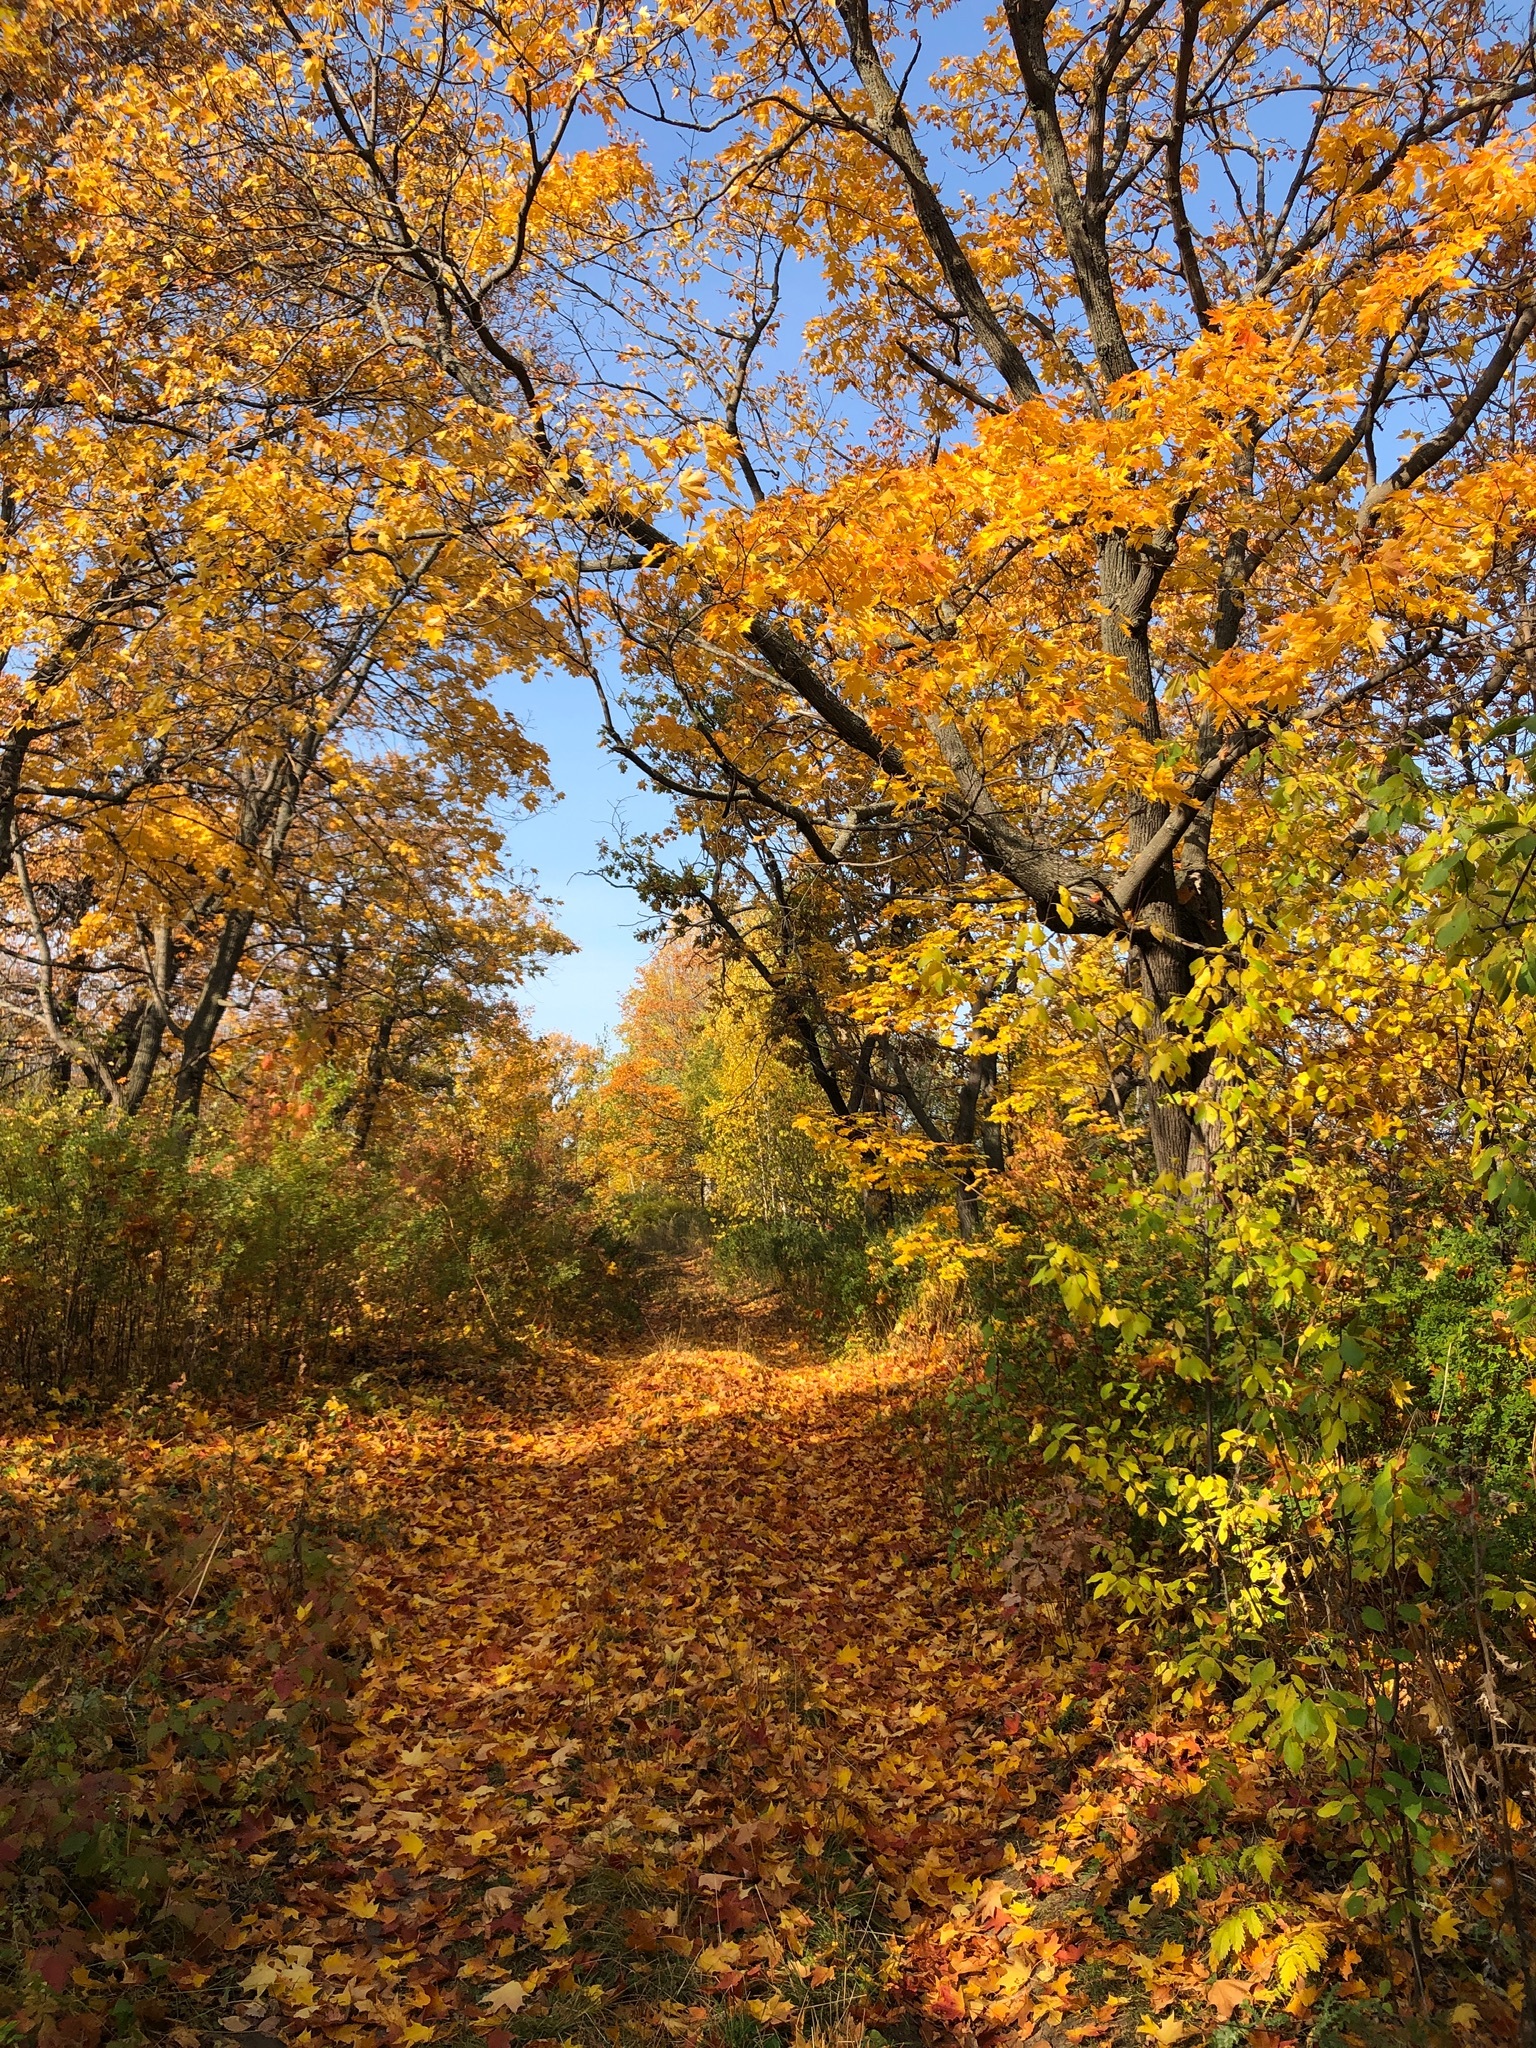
713 1216 902 1336
606 1193 714 1258
1374 1224 1536 1579
0 1088 612 1397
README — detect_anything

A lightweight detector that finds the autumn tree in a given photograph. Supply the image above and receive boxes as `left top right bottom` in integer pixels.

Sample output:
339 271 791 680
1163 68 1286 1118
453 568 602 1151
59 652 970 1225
610 823 1009 1229
553 0 1536 1193
208 751 568 1149
579 943 715 1217
0 0 579 1113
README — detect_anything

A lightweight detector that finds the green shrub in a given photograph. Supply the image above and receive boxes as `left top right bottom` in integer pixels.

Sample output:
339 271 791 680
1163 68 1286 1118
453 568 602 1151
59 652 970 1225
1375 1225 1536 1578
0 1092 611 1396
713 1216 902 1336
608 1193 714 1258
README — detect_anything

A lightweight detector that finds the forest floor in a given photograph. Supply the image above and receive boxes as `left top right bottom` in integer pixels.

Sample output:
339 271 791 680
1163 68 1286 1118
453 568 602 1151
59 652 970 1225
3 1267 1433 2048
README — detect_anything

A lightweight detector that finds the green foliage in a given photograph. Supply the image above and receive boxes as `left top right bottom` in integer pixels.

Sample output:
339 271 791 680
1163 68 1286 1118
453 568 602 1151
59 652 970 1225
1376 1226 1536 1573
695 1015 856 1232
713 1216 904 1336
920 1166 1536 2002
605 1192 714 1258
0 1091 611 1396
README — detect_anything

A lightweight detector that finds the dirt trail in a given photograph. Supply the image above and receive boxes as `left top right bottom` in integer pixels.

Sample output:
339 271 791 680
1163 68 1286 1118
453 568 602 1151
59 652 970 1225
216 1305 1159 2047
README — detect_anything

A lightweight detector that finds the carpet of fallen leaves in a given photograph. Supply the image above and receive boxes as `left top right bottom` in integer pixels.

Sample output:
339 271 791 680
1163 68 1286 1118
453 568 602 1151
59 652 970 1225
1 1293 1499 2048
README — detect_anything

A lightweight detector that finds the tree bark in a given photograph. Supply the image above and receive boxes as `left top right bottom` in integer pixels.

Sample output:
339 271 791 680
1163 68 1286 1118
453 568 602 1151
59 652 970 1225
171 907 257 1121
353 1012 395 1157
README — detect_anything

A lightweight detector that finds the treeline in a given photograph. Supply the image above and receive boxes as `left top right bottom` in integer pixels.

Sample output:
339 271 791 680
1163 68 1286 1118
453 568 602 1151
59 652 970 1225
0 1034 602 1392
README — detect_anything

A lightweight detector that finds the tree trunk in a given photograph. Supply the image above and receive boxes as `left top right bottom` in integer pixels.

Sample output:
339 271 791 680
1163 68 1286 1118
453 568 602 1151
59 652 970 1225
172 907 256 1120
1096 536 1210 1177
952 1043 1000 1236
352 1012 395 1157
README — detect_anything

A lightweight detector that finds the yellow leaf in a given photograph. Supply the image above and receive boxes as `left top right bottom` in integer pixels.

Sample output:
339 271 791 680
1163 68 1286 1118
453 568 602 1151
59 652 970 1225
747 1995 795 2024
481 1980 528 2013
1273 1924 1328 1991
696 1942 741 1974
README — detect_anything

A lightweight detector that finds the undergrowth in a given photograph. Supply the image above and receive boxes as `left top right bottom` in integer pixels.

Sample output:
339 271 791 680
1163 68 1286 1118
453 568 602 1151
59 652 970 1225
0 1094 619 1396
897 1214 1536 2043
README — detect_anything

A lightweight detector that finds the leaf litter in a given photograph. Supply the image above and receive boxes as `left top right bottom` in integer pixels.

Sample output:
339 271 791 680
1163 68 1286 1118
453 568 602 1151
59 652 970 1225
1 1329 1421 2047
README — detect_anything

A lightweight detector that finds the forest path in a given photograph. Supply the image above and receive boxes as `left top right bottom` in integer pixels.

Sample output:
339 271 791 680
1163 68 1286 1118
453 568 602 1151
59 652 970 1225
227 1321 1161 2047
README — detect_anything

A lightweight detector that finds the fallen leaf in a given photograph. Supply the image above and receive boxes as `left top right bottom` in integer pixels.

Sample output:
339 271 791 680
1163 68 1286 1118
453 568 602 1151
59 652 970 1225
481 1979 528 2013
1207 1980 1248 2021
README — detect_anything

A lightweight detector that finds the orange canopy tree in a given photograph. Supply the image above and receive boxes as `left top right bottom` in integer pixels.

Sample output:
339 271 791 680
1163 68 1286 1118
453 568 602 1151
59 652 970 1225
564 0 1536 1185
0 0 628 1113
9 0 1536 1181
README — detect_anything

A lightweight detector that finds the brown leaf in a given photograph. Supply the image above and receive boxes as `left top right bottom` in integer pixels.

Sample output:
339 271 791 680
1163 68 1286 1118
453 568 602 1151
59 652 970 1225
1207 1980 1249 2022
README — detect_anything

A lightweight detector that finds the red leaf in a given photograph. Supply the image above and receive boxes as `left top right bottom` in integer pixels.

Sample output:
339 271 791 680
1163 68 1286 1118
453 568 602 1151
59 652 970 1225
927 1980 966 2022
30 1946 72 1993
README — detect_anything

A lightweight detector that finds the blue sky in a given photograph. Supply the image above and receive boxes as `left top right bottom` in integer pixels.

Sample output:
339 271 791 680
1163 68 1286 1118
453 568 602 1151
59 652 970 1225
498 671 672 1044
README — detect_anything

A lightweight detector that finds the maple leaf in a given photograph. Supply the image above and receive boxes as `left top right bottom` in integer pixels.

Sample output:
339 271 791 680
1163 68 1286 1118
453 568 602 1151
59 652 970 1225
28 1949 72 1995
927 1981 966 2022
695 1942 742 1975
481 1980 528 2014
1206 1980 1249 2021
